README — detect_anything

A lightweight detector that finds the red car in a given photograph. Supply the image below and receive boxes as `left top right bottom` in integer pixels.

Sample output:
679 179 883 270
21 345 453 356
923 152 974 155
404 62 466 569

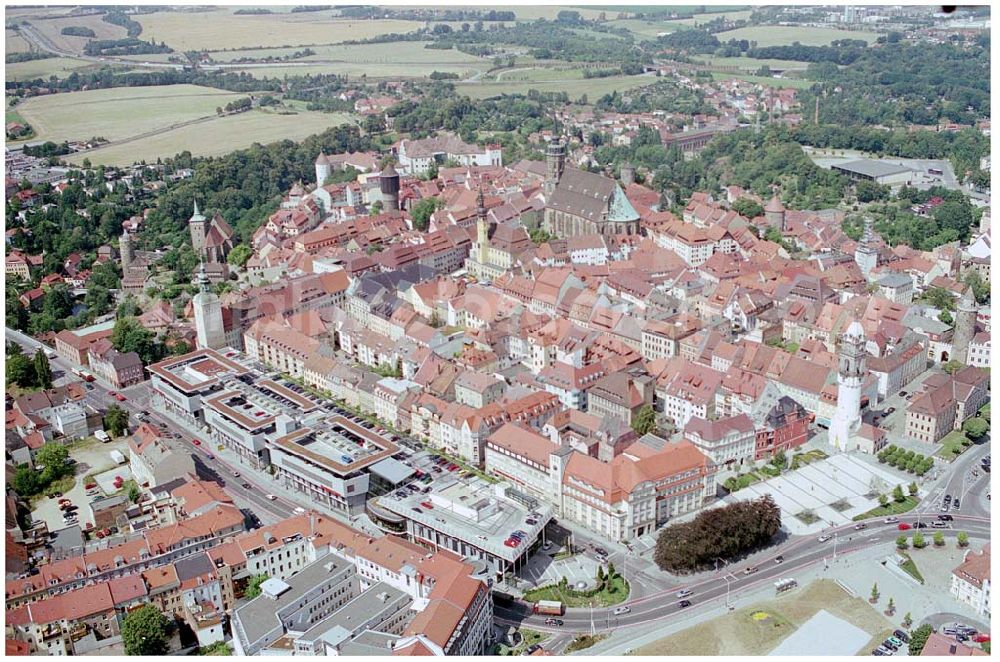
115 394 126 402
85 483 97 490
974 635 991 644
897 523 912 531
95 531 105 539
108 390 117 397
192 439 202 446
420 501 433 509
102 528 111 537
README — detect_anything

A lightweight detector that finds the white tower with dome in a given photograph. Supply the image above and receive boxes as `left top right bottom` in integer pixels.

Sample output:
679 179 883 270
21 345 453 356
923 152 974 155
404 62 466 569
829 319 867 451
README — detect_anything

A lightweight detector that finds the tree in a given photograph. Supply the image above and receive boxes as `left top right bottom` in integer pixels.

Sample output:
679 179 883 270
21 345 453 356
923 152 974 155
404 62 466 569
411 196 441 231
631 404 657 436
12 466 40 496
122 604 171 655
933 531 945 547
942 359 965 374
732 198 763 219
127 482 141 503
886 597 895 614
878 493 889 507
939 309 953 326
112 316 161 365
227 244 252 269
912 531 926 549
653 495 780 573
596 565 605 582
246 574 270 599
36 443 70 477
369 200 383 215
117 295 141 318
104 404 129 437
902 612 913 629
908 481 919 496
5 344 37 388
956 531 969 547
870 582 879 602
33 350 52 389
921 286 957 311
892 484 905 503
908 624 934 656
607 561 617 580
963 418 989 439
896 535 908 550
771 449 788 471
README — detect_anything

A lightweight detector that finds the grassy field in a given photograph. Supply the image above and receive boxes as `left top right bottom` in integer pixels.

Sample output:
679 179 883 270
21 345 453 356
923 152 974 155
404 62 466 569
65 108 356 166
696 56 811 71
220 41 486 78
637 580 892 656
457 74 654 100
936 430 971 461
14 85 241 144
136 9 426 51
852 496 919 521
716 25 881 46
29 14 129 55
607 18 680 38
674 9 755 25
5 57 105 81
5 29 34 54
710 71 815 89
522 576 629 608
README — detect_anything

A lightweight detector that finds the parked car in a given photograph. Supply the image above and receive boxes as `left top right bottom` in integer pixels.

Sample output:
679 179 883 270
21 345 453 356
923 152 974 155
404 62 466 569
893 630 910 643
953 498 960 509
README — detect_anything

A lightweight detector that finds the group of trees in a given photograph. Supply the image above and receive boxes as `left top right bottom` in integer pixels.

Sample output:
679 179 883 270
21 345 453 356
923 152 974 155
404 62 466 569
653 495 781 573
631 405 656 436
5 344 52 391
877 446 934 477
410 196 443 231
83 37 172 57
11 443 74 498
60 26 96 37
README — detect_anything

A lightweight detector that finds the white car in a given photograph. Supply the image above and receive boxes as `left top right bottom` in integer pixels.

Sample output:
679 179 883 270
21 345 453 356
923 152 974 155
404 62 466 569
612 606 631 615
675 589 693 599
818 535 832 543
265 494 277 501
293 507 306 514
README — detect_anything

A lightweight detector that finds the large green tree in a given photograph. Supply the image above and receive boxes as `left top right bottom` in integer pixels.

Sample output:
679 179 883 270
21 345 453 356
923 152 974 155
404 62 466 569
227 244 252 268
963 418 988 439
246 574 270 599
908 624 934 656
631 404 657 436
6 343 37 388
122 604 171 655
33 350 52 389
410 196 442 231
104 404 130 438
111 316 162 365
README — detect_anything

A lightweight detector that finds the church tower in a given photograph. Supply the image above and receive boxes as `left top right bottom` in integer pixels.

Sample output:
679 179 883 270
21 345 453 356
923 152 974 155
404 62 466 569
476 187 489 265
952 287 977 364
379 162 400 214
829 320 867 451
189 201 207 254
119 230 133 274
544 137 565 198
193 263 225 350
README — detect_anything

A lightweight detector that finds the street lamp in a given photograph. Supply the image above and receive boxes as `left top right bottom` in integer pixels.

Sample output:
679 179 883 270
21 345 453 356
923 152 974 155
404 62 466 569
724 575 732 610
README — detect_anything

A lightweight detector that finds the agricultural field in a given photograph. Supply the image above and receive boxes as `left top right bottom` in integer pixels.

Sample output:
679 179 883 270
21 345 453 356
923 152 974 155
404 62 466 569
710 71 815 89
135 9 426 51
608 19 682 39
5 29 34 54
716 25 882 47
65 108 356 166
5 57 105 82
695 56 811 71
456 73 655 100
673 8 755 25
12 85 242 145
636 580 891 656
27 14 128 55
210 41 485 79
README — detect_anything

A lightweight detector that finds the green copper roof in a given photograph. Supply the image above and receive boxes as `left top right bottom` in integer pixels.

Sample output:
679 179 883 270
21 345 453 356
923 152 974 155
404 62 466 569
607 183 640 222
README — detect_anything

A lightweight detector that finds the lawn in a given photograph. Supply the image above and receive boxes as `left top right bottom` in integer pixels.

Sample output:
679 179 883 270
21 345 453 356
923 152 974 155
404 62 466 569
715 25 882 47
724 470 761 492
607 18 681 39
5 57 104 82
497 629 549 656
695 56 811 71
212 41 482 66
852 496 919 521
230 62 479 80
673 9 755 25
66 108 356 166
565 634 608 653
936 430 971 461
522 575 629 608
791 449 828 470
978 402 990 419
136 9 427 51
456 74 654 100
637 580 891 656
14 84 241 144
898 552 925 585
710 71 815 89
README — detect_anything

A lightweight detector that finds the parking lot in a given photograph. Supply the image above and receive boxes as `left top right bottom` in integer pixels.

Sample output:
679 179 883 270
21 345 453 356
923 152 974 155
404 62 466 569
30 436 131 533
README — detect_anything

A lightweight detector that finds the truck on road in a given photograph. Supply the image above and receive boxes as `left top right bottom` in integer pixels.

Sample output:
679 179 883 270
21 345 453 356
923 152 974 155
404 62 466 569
532 600 564 616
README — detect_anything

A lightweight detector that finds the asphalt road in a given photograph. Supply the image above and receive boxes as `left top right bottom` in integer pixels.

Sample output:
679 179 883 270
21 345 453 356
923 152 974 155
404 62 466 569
496 513 991 636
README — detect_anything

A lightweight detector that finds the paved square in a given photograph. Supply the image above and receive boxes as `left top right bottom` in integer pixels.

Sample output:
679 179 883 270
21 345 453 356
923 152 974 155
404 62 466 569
723 453 916 535
768 609 870 656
